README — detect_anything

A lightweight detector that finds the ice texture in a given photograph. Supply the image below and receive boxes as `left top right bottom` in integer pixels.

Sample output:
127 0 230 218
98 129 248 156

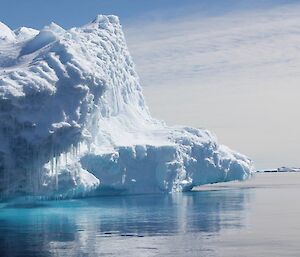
0 15 254 198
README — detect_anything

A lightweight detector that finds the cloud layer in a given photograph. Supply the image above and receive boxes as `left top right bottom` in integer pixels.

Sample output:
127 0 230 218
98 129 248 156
125 3 300 169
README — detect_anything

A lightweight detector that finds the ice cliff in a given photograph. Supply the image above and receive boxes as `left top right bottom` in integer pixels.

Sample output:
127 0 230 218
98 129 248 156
0 15 253 198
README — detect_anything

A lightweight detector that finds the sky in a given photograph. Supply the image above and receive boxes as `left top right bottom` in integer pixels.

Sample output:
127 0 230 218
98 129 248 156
1 0 300 169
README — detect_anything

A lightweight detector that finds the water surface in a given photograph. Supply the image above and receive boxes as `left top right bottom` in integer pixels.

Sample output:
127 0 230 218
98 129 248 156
0 173 299 257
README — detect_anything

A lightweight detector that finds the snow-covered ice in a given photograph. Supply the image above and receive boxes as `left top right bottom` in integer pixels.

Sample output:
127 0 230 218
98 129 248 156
277 167 300 172
0 15 254 198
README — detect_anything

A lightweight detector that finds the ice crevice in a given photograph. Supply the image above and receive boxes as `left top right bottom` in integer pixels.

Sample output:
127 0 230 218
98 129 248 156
0 15 254 198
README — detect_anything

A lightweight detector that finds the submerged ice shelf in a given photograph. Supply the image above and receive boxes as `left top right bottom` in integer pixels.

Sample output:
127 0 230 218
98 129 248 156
0 15 254 198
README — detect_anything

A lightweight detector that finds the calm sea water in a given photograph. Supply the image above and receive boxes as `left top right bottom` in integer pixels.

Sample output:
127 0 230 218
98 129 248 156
0 173 300 257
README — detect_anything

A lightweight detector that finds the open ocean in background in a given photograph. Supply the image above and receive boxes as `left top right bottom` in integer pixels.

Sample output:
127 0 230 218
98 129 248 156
0 173 299 257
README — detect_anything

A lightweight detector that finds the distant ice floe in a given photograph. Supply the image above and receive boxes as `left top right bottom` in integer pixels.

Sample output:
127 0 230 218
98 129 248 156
259 167 300 172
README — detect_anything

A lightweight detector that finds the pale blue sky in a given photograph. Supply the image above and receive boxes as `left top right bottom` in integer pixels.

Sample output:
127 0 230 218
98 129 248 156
1 0 300 169
0 0 298 29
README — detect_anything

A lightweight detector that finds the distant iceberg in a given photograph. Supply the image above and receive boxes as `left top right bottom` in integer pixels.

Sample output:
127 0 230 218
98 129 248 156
277 167 300 172
0 15 254 198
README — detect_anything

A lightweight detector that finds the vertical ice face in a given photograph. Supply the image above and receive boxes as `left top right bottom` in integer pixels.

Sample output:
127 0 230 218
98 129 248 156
0 15 254 198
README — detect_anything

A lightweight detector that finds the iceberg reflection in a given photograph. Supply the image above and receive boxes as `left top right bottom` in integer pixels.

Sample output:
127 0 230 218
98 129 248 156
0 189 251 257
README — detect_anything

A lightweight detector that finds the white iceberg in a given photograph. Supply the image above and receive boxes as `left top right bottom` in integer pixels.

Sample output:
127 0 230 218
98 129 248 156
0 15 254 198
277 167 300 172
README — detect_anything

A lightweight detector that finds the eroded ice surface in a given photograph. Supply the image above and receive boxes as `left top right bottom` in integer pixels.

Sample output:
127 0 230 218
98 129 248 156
0 15 254 198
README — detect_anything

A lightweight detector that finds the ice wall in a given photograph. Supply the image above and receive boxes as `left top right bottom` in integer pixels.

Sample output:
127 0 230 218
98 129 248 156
0 15 254 198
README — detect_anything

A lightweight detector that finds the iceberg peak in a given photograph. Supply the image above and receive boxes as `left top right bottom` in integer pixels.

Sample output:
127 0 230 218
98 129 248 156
87 14 121 31
43 22 65 34
92 14 120 25
14 27 39 41
0 21 15 42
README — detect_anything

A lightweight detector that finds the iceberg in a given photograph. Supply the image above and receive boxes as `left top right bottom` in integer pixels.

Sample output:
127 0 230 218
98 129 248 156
0 15 254 198
277 167 300 172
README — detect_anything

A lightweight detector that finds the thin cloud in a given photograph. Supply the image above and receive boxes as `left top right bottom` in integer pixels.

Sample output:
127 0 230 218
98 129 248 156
125 3 300 169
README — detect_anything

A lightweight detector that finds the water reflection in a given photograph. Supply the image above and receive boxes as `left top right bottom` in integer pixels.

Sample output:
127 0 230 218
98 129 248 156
0 189 251 257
